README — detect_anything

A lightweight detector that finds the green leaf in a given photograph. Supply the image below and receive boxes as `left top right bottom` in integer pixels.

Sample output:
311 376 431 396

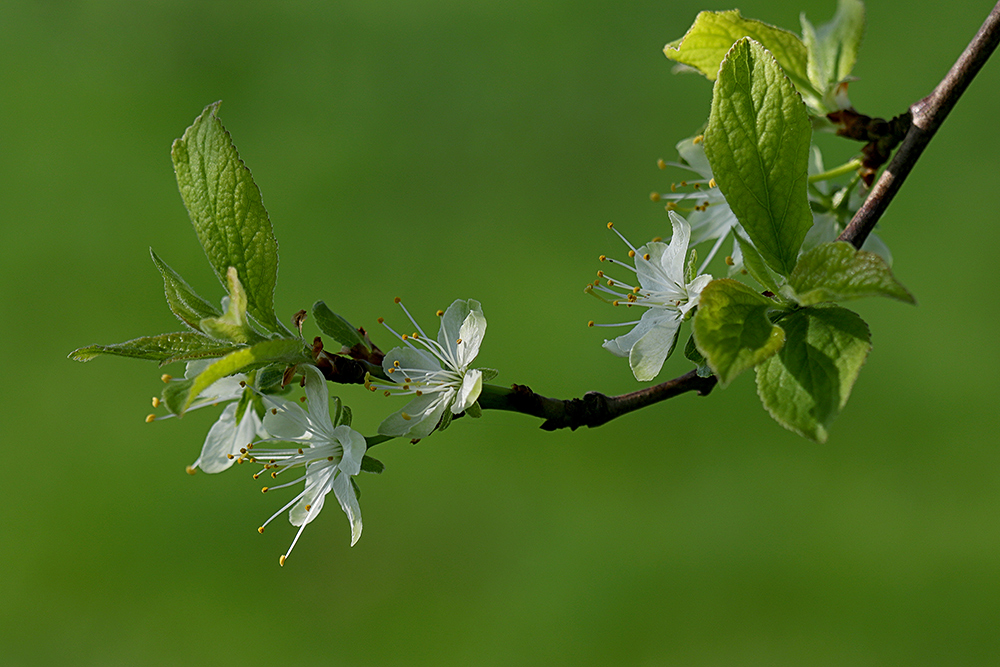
683 334 713 377
69 332 241 366
466 402 482 418
172 338 309 414
801 0 865 93
693 279 785 387
360 454 385 474
171 102 282 332
734 231 781 293
312 301 368 350
755 305 870 443
664 10 814 97
199 267 265 344
788 241 915 306
150 249 221 332
478 368 500 382
704 38 814 277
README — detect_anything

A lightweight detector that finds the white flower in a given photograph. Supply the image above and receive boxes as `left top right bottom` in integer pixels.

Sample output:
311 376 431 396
588 212 712 381
368 298 487 439
655 135 744 274
155 361 261 475
249 365 365 565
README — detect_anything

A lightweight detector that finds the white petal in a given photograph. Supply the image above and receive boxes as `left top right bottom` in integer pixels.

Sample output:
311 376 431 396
191 403 242 474
437 299 472 366
262 396 313 440
332 470 363 546
455 303 486 367
301 365 333 435
383 346 443 378
335 425 366 476
661 211 693 283
628 315 682 381
377 391 451 438
681 274 714 313
602 308 673 358
290 464 332 526
453 369 483 414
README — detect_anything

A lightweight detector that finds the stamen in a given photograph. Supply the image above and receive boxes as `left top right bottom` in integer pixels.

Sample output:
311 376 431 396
145 414 155 423
151 397 160 408
657 159 667 169
436 310 444 317
161 374 172 383
650 192 661 202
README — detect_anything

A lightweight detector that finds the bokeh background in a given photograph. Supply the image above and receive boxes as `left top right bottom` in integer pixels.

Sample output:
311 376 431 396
3 0 999 664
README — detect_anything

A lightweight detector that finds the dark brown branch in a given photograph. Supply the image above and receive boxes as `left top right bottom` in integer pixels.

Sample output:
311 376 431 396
838 0 1000 249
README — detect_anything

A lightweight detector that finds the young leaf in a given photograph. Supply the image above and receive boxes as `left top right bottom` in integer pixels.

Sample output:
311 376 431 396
733 231 781 293
693 279 785 387
788 241 915 306
664 10 814 97
801 0 865 94
174 338 309 414
171 102 282 333
150 249 221 331
755 305 870 443
704 38 813 277
312 301 368 350
69 332 241 366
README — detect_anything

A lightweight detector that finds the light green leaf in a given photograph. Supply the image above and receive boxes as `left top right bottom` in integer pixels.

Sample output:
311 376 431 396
664 10 815 97
755 305 870 443
693 278 785 387
801 0 865 93
734 231 781 293
683 334 713 378
150 249 221 332
312 301 368 350
171 102 282 332
788 241 915 306
69 332 241 366
704 38 813 277
199 267 265 344
173 338 309 414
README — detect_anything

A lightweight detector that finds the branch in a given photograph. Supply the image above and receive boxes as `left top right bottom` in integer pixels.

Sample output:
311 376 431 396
838 0 1000 249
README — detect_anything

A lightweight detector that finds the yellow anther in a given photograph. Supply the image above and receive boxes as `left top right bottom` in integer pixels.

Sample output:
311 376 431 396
587 321 595 327
145 414 155 423
393 360 401 367
239 381 246 388
709 178 717 188
650 192 661 202
693 134 704 144
384 390 391 397
693 183 701 190
597 270 605 277
680 180 687 187
185 466 196 475
161 374 172 383
725 256 735 266
262 487 269 493
377 317 384 324
271 408 278 415
632 286 641 293
643 253 650 261
670 183 677 193
652 236 663 242
305 504 312 511
607 279 614 286
412 332 419 339
657 158 667 169
665 202 677 211
628 250 636 258
394 297 401 304
151 397 160 408
401 412 412 421
612 300 620 306
279 555 286 567
299 396 307 402
297 448 304 454
226 454 234 460
416 390 423 396
436 309 444 317
456 338 463 344
598 255 606 262
607 221 614 229
258 526 265 534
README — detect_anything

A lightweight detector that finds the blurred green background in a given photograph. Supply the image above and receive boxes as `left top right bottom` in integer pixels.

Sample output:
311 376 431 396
3 0 999 664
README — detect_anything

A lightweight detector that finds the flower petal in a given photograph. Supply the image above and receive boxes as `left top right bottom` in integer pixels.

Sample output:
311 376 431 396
453 368 483 414
455 302 486 367
602 308 673 358
262 395 313 441
377 391 452 438
332 470 363 546
191 403 242 473
383 346 443 379
437 299 473 366
628 314 682 381
334 425 366 477
301 365 333 436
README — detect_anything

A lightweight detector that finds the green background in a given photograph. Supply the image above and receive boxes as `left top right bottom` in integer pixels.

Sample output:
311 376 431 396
3 0 999 664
